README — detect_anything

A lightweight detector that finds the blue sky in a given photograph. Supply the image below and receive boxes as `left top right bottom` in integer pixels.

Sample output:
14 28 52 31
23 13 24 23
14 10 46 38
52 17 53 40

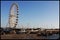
1 1 59 29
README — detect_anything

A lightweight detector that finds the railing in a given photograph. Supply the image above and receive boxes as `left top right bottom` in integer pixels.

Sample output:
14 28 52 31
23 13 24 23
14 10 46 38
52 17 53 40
1 28 59 35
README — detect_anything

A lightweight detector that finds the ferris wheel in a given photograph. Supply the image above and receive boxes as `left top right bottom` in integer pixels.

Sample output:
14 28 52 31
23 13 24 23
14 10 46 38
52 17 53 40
8 3 19 28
